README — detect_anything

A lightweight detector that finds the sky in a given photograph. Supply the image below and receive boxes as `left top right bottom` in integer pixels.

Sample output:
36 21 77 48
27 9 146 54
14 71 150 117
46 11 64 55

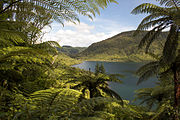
42 0 160 47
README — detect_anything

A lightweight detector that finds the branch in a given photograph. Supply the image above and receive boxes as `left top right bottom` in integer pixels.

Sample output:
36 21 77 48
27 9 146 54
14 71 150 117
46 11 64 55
0 0 21 14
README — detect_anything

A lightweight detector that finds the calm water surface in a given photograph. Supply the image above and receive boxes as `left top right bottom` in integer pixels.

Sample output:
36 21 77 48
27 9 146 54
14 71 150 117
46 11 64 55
73 61 157 103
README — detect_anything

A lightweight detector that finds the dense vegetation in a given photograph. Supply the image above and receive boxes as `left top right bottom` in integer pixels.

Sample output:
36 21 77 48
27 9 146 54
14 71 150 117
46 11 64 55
76 31 168 62
0 0 179 120
132 0 180 119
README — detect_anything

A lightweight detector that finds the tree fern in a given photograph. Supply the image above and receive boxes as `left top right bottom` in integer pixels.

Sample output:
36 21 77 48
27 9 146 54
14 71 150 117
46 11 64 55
67 73 123 100
1 0 118 23
131 2 179 62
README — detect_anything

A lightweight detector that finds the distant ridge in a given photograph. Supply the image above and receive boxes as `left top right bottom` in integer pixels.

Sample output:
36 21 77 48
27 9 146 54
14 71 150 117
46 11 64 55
57 46 87 57
76 30 167 62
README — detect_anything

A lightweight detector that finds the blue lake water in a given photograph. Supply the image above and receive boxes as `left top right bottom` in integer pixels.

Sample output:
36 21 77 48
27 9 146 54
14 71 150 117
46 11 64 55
73 61 157 103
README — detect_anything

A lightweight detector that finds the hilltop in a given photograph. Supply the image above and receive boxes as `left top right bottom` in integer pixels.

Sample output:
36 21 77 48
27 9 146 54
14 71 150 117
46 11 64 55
76 31 167 62
57 45 87 57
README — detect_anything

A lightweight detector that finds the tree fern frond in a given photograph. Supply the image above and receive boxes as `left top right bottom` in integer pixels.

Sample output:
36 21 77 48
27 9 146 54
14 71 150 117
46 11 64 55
156 0 180 8
0 21 27 47
148 52 162 60
32 41 61 55
136 61 159 85
1 0 118 25
134 17 169 37
134 16 170 37
151 85 173 97
162 25 179 64
108 74 124 83
30 88 81 115
145 26 167 53
151 100 173 120
131 3 168 15
70 97 122 115
100 87 123 101
12 88 81 119
92 111 115 119
0 46 51 62
76 117 104 120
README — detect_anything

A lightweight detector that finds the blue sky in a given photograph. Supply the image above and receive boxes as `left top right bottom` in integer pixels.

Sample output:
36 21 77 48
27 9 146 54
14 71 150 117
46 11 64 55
42 0 160 47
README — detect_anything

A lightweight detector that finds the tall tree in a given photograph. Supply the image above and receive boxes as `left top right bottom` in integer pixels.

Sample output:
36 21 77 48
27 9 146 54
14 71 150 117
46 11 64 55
99 63 106 74
132 0 180 119
95 62 100 75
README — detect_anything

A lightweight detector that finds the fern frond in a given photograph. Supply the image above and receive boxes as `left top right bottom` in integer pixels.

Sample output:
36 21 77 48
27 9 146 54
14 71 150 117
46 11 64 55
69 97 122 118
0 46 51 62
1 0 118 24
32 41 61 55
156 0 180 8
138 23 167 53
100 87 123 101
136 61 159 85
151 100 173 120
0 21 26 47
134 16 170 36
162 25 179 64
131 3 168 15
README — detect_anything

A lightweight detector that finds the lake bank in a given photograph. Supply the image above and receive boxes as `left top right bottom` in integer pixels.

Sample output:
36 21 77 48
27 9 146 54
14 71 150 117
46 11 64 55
73 61 157 104
76 53 156 63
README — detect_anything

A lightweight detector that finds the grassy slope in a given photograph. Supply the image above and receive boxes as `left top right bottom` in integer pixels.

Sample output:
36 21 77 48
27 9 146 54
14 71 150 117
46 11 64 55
76 31 167 62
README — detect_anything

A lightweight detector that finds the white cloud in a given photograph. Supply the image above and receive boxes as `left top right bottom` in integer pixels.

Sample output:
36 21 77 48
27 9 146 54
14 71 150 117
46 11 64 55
42 20 135 47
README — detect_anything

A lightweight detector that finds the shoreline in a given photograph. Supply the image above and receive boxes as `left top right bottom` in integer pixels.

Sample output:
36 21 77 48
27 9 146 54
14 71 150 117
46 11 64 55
76 59 153 63
71 59 151 66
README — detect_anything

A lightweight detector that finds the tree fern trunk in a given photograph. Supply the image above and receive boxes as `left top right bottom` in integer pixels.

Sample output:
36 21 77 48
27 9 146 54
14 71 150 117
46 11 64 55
0 1 3 13
89 88 94 98
172 63 180 120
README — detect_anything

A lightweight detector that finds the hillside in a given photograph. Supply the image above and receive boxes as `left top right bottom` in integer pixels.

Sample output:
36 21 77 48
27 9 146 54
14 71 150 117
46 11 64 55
77 31 167 62
57 45 87 57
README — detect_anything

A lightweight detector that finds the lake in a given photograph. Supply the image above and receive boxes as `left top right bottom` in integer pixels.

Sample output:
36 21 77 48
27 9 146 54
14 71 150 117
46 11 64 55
73 61 157 104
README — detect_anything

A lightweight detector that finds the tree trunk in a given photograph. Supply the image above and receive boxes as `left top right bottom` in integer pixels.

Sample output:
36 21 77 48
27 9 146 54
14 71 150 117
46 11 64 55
172 63 180 120
0 1 3 12
89 88 94 98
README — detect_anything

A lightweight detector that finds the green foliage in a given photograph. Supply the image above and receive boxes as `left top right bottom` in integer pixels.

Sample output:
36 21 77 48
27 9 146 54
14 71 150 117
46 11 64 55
1 0 179 119
99 63 106 74
7 89 152 120
133 0 180 119
67 71 122 100
95 63 106 75
0 20 27 47
0 0 118 24
131 1 179 64
95 63 100 75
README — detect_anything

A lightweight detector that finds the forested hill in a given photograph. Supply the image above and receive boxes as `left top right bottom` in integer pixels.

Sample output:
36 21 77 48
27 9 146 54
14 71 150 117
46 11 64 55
76 31 168 62
57 45 87 57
